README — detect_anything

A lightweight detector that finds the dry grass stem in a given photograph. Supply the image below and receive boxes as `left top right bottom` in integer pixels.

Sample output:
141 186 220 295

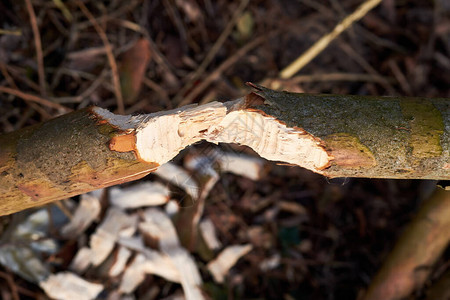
0 86 70 112
280 0 382 78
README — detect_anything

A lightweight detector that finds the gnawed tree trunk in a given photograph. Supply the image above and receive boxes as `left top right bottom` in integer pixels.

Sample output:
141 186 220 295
0 84 448 215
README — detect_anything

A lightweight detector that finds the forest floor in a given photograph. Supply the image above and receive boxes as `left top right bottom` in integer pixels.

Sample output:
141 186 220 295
0 0 449 299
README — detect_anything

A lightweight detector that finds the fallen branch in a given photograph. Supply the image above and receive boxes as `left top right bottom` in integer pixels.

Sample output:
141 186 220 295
363 186 450 300
0 85 448 215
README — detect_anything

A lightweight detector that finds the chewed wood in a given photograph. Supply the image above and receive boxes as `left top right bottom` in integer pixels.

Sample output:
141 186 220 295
0 85 448 215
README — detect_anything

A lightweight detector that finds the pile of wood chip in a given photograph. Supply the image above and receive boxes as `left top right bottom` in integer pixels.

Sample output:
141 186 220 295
0 148 265 300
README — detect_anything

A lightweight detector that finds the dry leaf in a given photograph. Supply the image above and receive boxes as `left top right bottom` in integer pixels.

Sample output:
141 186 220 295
119 38 152 104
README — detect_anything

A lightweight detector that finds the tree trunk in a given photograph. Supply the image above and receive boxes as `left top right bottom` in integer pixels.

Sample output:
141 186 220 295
0 84 448 215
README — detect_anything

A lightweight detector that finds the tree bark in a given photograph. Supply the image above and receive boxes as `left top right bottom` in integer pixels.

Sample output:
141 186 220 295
0 108 158 215
0 85 448 215
252 84 449 179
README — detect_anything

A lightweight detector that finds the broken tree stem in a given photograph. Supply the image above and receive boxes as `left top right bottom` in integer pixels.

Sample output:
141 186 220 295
363 186 450 300
0 85 449 215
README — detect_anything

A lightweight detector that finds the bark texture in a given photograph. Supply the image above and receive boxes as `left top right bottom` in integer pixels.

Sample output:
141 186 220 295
253 85 449 179
0 85 448 215
0 108 157 215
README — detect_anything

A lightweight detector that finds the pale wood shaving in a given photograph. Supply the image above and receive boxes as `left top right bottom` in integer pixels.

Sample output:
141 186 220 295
61 192 101 238
109 246 132 277
109 182 170 209
119 251 181 294
278 201 308 215
139 208 204 300
207 244 253 283
216 151 264 180
199 218 222 251
119 253 147 294
39 272 103 300
89 208 138 266
165 199 180 216
69 247 92 274
139 208 180 250
117 237 181 290
154 162 199 200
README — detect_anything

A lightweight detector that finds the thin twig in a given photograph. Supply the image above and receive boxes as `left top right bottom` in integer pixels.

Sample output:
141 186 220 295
280 0 382 79
0 271 20 300
50 69 108 103
173 0 251 105
388 60 413 96
76 0 125 114
0 86 70 111
177 35 265 107
288 73 393 84
0 63 17 88
25 0 46 97
3 64 41 92
338 42 397 94
0 29 21 36
162 0 187 48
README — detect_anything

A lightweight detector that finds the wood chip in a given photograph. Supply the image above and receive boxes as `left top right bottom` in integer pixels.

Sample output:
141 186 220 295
207 244 253 283
61 192 101 238
184 154 218 178
119 253 147 294
184 153 220 199
69 247 92 274
119 251 180 293
89 208 138 266
139 208 180 250
118 236 181 288
260 253 281 271
216 151 264 180
109 246 132 277
154 162 199 200
199 218 222 251
109 182 170 209
139 208 204 300
165 199 180 216
40 272 103 300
